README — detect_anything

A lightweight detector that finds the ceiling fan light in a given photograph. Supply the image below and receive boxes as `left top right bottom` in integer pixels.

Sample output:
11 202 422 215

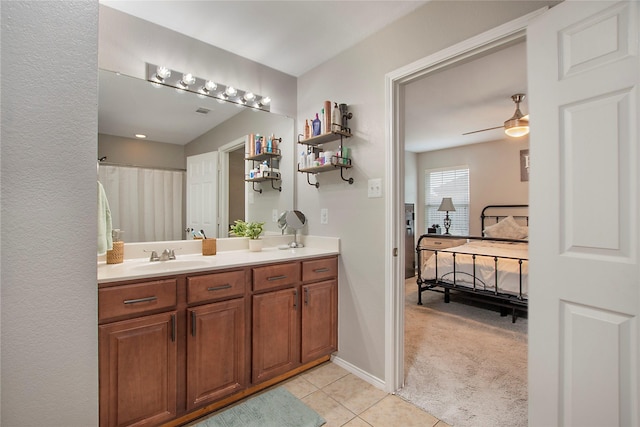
504 118 530 137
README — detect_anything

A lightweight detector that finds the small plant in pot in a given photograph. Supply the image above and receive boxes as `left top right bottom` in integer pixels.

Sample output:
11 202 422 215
230 220 265 251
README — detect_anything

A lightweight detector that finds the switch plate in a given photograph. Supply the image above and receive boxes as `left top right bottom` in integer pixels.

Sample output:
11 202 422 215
368 178 382 198
272 209 278 222
320 208 328 224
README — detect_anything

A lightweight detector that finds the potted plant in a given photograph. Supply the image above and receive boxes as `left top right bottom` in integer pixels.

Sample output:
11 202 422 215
230 220 265 251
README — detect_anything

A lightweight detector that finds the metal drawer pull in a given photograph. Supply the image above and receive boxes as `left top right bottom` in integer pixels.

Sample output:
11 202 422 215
207 284 232 291
293 289 298 310
313 268 330 273
171 314 176 342
267 275 287 281
433 242 442 245
304 287 309 305
123 296 157 305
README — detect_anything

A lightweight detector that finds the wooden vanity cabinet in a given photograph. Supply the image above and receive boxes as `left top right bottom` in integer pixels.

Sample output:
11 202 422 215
251 262 301 383
185 270 248 410
99 255 338 427
301 257 338 363
98 279 178 427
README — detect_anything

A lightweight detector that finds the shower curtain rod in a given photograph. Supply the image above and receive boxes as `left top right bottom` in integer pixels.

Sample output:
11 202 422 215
98 161 186 172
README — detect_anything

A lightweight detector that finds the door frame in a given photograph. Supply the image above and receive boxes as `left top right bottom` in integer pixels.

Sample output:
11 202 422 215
383 7 548 392
219 137 247 237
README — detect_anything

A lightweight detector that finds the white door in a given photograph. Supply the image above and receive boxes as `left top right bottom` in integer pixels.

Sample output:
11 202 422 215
528 1 639 425
186 152 219 239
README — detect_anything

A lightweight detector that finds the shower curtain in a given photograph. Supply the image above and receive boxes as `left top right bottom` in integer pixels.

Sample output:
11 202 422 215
98 165 184 242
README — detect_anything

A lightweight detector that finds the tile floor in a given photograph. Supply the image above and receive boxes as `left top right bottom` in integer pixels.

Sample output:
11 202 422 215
280 361 449 427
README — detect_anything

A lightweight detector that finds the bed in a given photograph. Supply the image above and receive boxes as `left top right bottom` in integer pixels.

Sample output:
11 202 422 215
416 205 529 322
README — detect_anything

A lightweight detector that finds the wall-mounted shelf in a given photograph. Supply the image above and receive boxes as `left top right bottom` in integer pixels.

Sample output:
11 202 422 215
297 112 354 188
245 141 282 193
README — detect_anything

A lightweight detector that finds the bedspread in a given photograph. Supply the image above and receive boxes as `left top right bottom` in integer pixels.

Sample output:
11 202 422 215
422 240 529 298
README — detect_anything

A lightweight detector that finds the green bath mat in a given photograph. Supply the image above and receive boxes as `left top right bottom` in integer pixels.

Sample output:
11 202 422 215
193 387 325 427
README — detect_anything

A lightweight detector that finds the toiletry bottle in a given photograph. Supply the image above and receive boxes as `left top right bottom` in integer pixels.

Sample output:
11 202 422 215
324 100 331 133
255 134 261 155
248 133 255 156
261 136 266 153
304 120 310 140
267 135 272 153
312 113 321 136
271 133 277 152
332 102 340 132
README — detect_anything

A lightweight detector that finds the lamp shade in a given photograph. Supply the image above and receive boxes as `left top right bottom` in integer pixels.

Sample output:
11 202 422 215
438 197 456 212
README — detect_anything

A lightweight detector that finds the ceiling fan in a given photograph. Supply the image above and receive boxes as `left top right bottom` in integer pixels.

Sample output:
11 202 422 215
463 93 530 137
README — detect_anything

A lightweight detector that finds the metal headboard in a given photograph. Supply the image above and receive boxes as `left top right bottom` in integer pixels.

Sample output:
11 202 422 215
481 204 529 235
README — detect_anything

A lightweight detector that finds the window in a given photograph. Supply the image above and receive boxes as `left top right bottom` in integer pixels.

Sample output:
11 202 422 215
425 166 469 235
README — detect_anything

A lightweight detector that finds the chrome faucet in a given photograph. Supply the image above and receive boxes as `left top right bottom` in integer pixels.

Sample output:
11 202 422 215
146 249 177 262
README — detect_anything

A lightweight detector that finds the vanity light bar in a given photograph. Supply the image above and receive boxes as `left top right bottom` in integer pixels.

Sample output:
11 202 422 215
145 63 271 112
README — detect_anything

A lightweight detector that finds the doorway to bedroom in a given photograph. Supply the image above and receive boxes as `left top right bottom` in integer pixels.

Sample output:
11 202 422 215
388 11 540 427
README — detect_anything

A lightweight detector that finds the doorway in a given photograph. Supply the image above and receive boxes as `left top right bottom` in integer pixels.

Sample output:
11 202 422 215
384 8 547 393
219 137 248 237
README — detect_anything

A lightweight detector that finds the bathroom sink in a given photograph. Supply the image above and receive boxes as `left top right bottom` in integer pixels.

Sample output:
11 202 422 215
130 258 212 272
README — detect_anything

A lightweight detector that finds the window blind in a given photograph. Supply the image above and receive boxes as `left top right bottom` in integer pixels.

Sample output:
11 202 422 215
425 166 469 235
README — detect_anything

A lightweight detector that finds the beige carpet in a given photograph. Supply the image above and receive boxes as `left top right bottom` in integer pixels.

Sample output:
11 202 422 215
398 278 528 427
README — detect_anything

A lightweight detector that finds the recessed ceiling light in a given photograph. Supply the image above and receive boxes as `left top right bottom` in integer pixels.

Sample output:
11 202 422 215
135 134 147 139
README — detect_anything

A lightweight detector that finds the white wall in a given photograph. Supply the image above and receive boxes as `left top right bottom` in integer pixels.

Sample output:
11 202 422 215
296 0 553 381
417 138 530 237
1 2 99 425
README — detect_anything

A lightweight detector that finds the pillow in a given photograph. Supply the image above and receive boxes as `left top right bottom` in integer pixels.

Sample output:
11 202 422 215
483 216 528 240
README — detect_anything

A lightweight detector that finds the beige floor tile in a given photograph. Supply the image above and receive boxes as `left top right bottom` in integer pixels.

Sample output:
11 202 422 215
302 361 350 389
301 389 357 427
343 416 373 427
281 375 319 399
359 395 440 427
321 373 388 415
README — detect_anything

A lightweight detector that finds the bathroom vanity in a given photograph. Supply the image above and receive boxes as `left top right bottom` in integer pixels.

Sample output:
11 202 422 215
98 240 338 427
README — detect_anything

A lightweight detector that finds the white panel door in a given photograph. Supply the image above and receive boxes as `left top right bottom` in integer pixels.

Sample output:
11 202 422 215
186 152 219 239
528 1 639 426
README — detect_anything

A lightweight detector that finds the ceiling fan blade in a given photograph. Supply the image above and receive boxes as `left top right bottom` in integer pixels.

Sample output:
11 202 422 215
462 125 504 135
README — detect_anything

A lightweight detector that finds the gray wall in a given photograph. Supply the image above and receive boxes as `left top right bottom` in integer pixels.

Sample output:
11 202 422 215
417 138 530 237
296 0 552 381
98 133 186 170
1 1 99 425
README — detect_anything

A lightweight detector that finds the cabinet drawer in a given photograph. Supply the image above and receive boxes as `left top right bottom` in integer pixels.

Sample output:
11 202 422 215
419 237 466 250
187 270 246 304
99 279 177 322
252 262 300 292
302 257 337 282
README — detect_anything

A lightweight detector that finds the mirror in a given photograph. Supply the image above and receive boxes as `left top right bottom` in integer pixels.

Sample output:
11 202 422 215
98 69 295 243
278 210 307 249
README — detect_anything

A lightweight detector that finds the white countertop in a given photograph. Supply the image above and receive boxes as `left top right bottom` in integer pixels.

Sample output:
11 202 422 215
98 235 339 284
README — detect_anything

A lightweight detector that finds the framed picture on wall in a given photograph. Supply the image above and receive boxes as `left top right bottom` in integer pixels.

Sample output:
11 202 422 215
520 149 530 182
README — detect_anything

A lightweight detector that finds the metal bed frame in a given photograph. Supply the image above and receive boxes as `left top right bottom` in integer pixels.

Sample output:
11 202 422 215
416 205 529 322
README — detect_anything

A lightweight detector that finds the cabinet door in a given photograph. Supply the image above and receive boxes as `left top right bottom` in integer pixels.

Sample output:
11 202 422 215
99 311 177 427
301 280 337 363
186 298 247 410
252 287 299 383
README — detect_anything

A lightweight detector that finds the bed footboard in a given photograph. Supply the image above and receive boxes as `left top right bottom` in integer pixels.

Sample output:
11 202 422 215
416 234 528 322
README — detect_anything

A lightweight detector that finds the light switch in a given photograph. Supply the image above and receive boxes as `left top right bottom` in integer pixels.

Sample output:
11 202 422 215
272 209 278 222
368 178 382 198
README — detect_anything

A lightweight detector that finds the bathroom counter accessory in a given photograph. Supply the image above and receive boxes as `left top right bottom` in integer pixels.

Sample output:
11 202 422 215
297 126 354 188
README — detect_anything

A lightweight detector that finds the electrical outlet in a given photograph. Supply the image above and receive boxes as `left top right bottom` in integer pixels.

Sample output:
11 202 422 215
368 178 382 198
320 208 328 224
272 209 278 222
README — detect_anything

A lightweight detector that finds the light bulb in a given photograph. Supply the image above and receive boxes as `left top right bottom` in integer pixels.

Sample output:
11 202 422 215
244 92 255 101
225 86 237 97
261 96 271 105
155 66 171 81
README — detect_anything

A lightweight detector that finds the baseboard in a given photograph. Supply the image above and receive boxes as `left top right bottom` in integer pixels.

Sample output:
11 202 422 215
330 355 386 391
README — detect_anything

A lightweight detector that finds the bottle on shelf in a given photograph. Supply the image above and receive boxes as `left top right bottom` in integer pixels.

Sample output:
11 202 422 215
304 120 310 139
332 102 340 132
323 100 331 134
312 113 321 136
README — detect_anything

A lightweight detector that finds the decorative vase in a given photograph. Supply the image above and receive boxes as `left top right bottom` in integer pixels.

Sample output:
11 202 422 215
249 239 263 252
